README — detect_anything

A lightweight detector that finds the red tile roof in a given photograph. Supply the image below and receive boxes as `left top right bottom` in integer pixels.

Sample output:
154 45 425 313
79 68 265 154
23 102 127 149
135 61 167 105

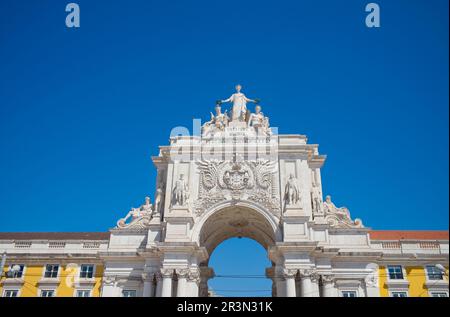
369 230 449 241
0 232 110 240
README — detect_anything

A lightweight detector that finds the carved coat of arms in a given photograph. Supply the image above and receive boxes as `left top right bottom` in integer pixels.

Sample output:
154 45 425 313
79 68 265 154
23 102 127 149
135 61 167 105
195 157 280 215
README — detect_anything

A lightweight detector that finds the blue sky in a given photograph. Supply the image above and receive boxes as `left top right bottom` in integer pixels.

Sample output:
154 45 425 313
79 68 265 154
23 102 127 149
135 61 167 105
0 0 448 296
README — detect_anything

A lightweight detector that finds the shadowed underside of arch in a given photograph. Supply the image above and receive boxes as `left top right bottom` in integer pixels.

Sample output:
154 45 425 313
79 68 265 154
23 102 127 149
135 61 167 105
199 205 277 258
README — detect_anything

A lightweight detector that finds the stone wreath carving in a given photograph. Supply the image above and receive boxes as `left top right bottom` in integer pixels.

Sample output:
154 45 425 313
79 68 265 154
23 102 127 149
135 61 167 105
195 157 280 215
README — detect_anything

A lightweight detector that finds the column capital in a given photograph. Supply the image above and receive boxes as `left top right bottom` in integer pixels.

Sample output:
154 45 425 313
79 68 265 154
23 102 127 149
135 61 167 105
187 269 201 284
176 268 190 278
321 274 335 284
160 268 174 278
141 272 154 281
282 269 298 278
300 269 319 281
102 275 117 286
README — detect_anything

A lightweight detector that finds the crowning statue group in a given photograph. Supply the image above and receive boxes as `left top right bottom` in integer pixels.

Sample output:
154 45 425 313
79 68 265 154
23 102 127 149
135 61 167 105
202 84 271 136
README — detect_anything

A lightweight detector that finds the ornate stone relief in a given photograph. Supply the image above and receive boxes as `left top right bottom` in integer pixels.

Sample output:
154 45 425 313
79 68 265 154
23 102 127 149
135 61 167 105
195 156 280 216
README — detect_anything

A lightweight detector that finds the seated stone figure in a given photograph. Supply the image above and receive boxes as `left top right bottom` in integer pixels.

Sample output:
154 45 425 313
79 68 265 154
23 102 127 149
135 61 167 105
117 197 153 229
323 195 363 228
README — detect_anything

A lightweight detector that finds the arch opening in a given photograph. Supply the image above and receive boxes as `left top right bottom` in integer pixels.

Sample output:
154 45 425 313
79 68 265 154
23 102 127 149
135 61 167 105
199 205 277 257
197 205 277 297
207 237 272 297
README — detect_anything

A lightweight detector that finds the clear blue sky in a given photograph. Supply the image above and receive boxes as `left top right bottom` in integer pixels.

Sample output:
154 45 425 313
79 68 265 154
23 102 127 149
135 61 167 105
0 0 448 296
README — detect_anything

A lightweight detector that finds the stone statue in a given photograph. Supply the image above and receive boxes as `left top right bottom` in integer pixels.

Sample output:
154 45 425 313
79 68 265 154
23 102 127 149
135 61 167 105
213 104 229 130
219 84 257 122
154 188 163 215
323 195 349 217
322 195 363 228
117 197 152 228
141 196 153 213
248 104 271 135
248 105 265 128
284 174 300 205
172 174 189 206
311 186 323 214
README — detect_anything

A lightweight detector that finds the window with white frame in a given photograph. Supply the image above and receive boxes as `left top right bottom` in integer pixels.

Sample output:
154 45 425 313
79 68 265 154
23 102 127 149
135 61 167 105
341 291 357 297
391 291 408 297
3 290 19 297
40 290 55 297
76 290 91 297
122 290 137 297
430 292 448 297
7 264 24 278
44 264 59 278
426 266 444 280
79 264 94 279
387 265 404 280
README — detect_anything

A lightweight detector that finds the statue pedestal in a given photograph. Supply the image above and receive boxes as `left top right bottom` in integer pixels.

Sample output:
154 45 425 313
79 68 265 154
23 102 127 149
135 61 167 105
228 121 248 129
283 207 311 242
147 215 162 246
164 206 194 242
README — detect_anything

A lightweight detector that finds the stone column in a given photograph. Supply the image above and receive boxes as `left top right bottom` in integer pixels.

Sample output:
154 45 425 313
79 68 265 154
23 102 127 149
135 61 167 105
186 269 200 297
155 272 163 297
161 269 173 297
101 276 118 297
320 275 336 297
300 269 320 297
283 269 297 297
310 273 320 297
142 273 154 297
176 269 189 297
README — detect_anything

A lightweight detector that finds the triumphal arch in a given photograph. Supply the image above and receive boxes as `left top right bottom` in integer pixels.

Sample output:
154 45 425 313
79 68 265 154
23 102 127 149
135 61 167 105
101 85 377 297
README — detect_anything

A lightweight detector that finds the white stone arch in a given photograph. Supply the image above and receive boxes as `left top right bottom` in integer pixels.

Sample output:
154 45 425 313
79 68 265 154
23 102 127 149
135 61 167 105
191 200 282 257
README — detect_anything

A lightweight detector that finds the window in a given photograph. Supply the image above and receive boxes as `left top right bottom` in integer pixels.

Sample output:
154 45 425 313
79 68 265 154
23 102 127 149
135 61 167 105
44 264 59 278
80 264 94 279
76 290 91 297
7 264 24 278
391 291 408 297
3 290 19 297
426 266 444 280
342 291 357 297
40 290 55 297
430 292 448 297
122 290 136 297
387 265 404 280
